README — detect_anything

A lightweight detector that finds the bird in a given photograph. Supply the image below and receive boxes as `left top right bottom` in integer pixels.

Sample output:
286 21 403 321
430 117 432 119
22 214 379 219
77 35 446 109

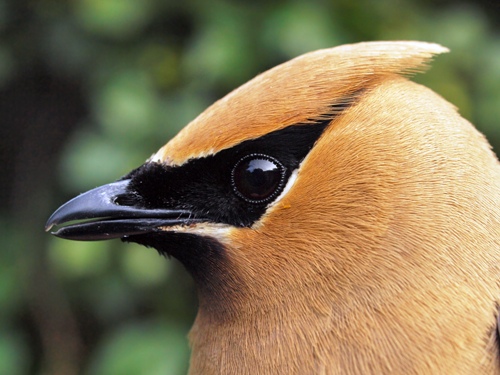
46 41 500 374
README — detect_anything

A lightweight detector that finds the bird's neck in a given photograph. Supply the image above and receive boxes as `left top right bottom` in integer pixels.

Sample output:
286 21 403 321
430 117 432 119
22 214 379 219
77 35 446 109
189 290 333 374
187 266 500 375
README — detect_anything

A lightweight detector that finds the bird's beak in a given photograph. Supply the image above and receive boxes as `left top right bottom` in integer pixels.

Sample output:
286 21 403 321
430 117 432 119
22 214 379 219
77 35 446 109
45 179 197 241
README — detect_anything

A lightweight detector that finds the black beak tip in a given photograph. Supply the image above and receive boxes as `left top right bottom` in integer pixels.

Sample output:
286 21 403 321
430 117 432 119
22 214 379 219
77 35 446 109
44 179 200 241
44 180 132 237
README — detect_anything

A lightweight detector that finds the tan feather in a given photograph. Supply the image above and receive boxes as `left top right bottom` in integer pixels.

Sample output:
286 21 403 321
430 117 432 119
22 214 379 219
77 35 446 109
47 41 500 374
177 42 500 374
152 41 448 166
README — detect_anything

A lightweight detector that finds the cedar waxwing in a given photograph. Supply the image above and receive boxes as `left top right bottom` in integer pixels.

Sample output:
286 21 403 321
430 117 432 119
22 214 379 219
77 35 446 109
46 41 500 374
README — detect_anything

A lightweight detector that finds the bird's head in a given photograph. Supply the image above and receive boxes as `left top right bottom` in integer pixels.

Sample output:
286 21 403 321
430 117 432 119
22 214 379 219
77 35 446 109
46 41 500 373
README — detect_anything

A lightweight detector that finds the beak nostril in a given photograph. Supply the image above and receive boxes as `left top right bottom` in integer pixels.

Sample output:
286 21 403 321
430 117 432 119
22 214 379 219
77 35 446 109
113 192 141 207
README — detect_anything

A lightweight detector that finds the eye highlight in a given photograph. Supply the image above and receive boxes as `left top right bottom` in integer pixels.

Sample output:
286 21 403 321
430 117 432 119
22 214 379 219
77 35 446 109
231 154 287 204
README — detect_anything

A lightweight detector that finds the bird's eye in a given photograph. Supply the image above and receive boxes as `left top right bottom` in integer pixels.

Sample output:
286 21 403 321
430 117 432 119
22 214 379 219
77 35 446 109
231 154 286 204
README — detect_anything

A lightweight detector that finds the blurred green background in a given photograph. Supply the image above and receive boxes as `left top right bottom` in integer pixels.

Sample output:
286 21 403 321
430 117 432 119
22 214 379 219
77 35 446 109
1 0 499 374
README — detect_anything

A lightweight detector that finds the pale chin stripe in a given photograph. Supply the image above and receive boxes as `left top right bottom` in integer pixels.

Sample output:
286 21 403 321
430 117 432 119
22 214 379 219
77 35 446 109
161 222 234 244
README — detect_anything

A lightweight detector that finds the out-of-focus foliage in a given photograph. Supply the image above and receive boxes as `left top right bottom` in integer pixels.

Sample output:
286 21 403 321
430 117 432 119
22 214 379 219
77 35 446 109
0 0 498 374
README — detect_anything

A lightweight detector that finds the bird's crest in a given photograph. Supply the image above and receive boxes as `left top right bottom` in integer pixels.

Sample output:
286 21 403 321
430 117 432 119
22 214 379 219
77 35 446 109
152 41 448 166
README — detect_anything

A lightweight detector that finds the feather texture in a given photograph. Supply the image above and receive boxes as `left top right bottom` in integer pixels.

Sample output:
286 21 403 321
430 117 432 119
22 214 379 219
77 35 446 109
47 41 500 374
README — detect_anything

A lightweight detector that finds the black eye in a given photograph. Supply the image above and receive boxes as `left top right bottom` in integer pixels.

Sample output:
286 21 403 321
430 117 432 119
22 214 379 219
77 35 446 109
231 154 286 204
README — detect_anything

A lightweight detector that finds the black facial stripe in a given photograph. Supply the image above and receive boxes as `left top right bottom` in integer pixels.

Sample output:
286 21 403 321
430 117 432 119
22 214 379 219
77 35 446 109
118 122 325 228
120 93 362 228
